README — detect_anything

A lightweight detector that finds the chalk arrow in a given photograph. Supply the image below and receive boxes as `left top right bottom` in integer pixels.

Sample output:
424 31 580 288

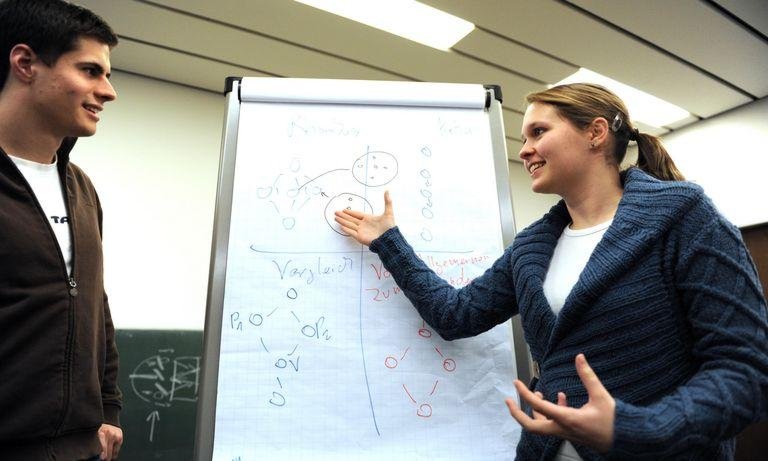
146 410 160 442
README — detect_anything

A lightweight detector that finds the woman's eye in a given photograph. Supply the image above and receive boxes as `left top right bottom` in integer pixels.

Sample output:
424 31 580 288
533 127 545 136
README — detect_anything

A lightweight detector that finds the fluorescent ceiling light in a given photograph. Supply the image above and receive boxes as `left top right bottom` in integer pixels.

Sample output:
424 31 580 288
554 68 691 128
295 0 474 51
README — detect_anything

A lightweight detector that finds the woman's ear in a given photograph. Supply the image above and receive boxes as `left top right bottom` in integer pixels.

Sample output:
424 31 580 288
8 44 38 84
588 117 610 149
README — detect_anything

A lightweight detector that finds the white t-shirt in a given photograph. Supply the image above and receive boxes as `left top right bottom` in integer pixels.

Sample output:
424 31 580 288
542 218 612 461
543 219 612 314
9 154 73 276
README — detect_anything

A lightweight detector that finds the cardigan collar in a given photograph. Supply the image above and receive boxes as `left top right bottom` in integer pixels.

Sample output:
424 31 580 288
518 168 703 357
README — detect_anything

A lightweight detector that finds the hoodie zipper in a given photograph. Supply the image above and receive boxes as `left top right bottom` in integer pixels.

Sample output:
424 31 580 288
55 164 78 436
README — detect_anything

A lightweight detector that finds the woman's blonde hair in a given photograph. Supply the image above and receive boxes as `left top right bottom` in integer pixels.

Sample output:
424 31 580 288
525 83 684 181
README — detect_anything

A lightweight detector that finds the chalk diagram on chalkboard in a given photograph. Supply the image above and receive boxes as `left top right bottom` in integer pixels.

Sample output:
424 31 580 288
252 146 398 235
129 349 200 407
384 320 457 418
129 349 201 442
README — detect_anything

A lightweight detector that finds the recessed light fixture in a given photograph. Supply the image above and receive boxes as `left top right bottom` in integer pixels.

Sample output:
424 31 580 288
555 68 691 128
295 0 475 51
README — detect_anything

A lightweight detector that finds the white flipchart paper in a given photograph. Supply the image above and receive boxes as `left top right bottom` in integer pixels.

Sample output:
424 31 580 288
213 88 520 460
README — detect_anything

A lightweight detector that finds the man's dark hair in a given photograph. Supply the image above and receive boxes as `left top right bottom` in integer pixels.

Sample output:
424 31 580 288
0 0 118 87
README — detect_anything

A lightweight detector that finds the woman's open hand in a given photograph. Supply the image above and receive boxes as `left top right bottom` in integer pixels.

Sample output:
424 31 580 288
505 354 615 453
334 190 396 246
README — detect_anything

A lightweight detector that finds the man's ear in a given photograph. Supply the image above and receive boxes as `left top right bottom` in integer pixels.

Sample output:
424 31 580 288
8 44 38 84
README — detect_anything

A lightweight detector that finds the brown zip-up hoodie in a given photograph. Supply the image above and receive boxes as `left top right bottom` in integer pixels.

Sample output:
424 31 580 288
0 138 121 460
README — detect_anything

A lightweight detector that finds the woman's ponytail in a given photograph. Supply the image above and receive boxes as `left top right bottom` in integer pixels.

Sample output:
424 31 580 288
634 132 685 181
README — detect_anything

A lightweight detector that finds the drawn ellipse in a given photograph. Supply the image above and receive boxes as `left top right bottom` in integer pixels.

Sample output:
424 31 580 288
325 193 374 236
352 151 398 187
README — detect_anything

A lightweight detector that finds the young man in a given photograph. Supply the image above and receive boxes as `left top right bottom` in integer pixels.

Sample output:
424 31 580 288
0 0 123 459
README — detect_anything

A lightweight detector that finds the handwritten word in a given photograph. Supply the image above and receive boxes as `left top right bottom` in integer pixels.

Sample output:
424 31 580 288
301 316 332 341
288 116 360 138
370 263 391 280
419 253 491 277
447 267 471 288
366 285 402 302
272 256 354 285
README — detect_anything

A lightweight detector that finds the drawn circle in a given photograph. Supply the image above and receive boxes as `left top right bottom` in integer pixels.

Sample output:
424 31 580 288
302 324 318 338
282 217 296 230
130 355 172 407
420 228 433 242
418 328 432 338
416 404 433 418
351 151 398 187
287 288 298 299
248 313 264 326
443 358 456 372
324 193 373 236
384 356 398 369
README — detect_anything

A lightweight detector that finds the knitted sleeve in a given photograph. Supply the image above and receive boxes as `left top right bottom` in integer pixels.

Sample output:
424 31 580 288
369 226 517 340
610 204 768 458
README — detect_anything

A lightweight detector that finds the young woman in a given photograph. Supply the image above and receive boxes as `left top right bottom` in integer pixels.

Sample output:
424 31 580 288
335 83 768 460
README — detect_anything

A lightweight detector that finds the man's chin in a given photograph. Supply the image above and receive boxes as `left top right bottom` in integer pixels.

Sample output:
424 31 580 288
70 126 98 138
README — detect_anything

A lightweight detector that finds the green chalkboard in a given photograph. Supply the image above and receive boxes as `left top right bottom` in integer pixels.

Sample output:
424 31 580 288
115 329 203 460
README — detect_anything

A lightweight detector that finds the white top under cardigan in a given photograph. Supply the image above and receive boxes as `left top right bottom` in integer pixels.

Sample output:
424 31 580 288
543 218 612 460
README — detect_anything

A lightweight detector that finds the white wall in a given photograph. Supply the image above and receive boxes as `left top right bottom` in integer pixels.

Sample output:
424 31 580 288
72 71 224 330
662 97 768 228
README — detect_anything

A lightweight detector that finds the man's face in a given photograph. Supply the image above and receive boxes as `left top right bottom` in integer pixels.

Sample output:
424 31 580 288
31 36 116 138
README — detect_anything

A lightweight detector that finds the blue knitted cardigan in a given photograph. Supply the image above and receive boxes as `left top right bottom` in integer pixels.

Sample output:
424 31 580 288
369 168 768 460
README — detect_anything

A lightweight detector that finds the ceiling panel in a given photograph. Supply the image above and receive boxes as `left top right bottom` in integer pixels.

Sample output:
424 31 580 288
453 29 577 84
422 0 753 117
78 0 402 81
569 0 768 97
713 0 768 37
111 39 270 93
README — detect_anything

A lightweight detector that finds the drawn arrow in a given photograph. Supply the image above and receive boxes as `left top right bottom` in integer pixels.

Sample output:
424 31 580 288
146 410 160 442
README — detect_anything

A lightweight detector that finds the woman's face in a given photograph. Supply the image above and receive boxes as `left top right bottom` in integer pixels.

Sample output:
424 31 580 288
519 102 592 197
